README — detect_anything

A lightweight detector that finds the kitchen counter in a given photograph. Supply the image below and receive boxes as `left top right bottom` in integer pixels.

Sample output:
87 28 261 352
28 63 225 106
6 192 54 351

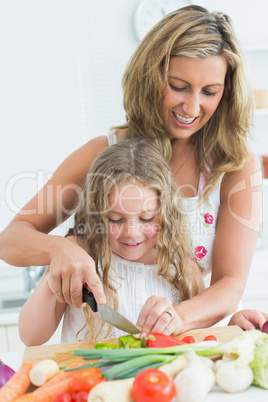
0 351 267 400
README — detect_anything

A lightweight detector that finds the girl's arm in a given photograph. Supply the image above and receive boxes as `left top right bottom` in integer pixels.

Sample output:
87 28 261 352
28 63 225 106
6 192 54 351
136 153 262 335
0 136 108 307
18 267 67 346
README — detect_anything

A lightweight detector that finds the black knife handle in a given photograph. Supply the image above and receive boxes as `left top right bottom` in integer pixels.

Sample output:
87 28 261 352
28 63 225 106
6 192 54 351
82 286 97 312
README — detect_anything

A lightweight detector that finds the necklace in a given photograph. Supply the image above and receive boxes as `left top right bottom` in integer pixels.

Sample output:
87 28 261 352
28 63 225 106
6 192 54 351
172 147 194 177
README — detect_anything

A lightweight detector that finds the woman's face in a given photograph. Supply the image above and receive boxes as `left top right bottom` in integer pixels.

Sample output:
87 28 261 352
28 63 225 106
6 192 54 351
160 55 227 141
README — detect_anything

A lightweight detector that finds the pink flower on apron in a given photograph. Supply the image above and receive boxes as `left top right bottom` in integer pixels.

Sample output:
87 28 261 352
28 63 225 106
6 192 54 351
194 245 207 261
204 212 213 224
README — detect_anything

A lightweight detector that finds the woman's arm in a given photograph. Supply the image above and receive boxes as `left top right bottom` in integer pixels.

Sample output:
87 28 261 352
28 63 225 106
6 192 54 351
136 153 262 335
173 153 263 332
18 267 67 346
0 136 108 307
228 309 268 330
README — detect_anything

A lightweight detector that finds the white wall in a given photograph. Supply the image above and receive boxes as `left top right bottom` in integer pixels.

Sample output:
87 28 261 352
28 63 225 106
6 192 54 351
0 0 140 236
0 0 268 264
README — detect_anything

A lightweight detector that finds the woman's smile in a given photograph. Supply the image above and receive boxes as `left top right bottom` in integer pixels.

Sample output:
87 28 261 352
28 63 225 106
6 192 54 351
172 111 199 127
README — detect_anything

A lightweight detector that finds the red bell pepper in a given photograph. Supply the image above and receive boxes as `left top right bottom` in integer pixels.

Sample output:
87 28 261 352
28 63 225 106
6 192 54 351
145 333 187 348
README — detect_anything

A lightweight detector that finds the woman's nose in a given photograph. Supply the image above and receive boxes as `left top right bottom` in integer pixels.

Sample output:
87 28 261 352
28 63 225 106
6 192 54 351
182 93 200 117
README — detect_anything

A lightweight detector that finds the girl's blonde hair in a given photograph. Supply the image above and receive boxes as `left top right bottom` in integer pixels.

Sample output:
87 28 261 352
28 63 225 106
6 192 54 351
116 5 254 197
70 139 199 340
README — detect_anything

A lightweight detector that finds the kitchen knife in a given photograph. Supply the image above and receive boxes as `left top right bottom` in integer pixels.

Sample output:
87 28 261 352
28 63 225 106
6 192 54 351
82 287 140 335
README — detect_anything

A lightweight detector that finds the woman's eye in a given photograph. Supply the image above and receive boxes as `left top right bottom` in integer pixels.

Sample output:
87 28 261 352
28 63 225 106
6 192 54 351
203 89 216 96
169 83 186 92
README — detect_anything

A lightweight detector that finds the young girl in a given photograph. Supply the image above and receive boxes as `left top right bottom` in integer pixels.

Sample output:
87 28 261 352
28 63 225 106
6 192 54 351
18 139 203 346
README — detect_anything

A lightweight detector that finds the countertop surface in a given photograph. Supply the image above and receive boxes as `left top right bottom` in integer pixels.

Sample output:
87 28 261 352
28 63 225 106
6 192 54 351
0 350 268 401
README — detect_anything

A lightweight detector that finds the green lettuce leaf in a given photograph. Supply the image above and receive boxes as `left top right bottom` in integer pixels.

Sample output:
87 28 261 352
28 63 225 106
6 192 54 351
250 338 268 389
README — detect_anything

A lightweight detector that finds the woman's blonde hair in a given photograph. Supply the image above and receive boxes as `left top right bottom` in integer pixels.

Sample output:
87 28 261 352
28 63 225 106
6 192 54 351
116 5 254 197
70 139 199 340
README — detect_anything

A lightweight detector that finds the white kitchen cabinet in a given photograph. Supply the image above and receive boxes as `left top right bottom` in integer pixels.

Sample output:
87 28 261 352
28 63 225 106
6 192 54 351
0 318 63 353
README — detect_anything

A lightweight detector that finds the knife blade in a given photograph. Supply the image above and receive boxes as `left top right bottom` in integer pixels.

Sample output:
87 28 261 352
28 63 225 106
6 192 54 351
82 287 140 335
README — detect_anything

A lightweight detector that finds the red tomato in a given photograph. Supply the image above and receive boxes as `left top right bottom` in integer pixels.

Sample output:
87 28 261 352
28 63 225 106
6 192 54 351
69 367 103 394
203 335 219 342
54 392 73 402
132 368 175 402
73 391 89 402
181 335 197 344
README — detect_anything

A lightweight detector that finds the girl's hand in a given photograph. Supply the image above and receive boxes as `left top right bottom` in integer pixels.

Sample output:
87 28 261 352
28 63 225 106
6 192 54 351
47 236 106 308
135 296 181 337
228 309 268 330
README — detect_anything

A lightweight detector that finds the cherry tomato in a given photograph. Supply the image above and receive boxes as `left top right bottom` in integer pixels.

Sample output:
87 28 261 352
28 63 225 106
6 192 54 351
132 368 175 402
73 391 89 402
181 335 197 344
69 367 103 394
54 392 73 402
203 335 219 342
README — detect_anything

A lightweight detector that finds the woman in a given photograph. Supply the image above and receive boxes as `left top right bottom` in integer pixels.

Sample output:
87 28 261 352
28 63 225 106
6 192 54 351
0 5 262 335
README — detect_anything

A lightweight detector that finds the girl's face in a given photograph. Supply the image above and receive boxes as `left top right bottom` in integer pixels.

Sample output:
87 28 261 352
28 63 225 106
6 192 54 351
160 55 227 141
108 183 160 264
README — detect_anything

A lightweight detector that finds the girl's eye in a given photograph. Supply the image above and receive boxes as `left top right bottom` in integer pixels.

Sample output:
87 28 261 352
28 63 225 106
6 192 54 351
108 218 123 224
140 217 155 222
203 89 216 96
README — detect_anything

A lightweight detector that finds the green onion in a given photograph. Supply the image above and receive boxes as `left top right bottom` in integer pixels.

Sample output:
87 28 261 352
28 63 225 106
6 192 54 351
73 342 223 360
65 358 128 372
102 354 175 380
115 362 164 380
71 341 224 380
73 350 102 359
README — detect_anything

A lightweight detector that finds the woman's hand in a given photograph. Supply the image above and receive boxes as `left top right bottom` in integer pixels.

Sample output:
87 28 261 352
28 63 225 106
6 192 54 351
228 309 268 331
135 296 182 337
47 236 106 308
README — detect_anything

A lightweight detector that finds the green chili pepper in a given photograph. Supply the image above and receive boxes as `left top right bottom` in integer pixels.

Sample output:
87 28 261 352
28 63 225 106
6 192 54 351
118 335 141 349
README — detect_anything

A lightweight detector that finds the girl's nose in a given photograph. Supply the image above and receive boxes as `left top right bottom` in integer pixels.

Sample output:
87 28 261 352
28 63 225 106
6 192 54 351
124 219 141 237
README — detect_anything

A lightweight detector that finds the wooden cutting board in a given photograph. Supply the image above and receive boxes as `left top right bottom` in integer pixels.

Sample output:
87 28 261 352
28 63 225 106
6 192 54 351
23 325 242 367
